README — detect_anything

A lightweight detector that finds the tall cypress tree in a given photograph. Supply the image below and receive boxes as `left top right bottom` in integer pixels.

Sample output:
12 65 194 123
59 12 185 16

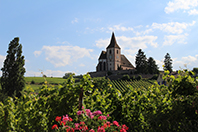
164 53 173 73
147 57 159 74
135 49 148 74
1 37 26 98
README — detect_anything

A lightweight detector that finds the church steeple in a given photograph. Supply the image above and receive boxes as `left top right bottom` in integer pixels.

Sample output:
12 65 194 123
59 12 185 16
106 32 120 49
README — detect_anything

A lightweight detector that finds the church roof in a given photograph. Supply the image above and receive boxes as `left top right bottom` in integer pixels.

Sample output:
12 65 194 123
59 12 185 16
121 55 135 68
98 51 107 59
106 32 121 49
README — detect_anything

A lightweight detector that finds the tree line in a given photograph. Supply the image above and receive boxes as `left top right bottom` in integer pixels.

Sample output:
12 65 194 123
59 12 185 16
135 49 173 74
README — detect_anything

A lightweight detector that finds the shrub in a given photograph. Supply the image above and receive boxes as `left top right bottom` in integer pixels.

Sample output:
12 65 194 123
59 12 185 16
136 75 142 80
52 109 129 131
150 74 158 80
30 80 35 84
107 71 112 76
63 72 74 79
43 74 47 78
121 74 130 81
131 75 136 81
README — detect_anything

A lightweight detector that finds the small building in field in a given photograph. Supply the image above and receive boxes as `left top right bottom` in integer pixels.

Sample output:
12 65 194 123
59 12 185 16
96 32 135 72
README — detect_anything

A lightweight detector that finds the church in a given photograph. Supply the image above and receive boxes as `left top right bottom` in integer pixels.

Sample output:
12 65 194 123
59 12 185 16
96 32 135 72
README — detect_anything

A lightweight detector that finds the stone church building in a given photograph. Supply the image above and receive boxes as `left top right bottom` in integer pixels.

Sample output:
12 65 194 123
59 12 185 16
96 32 135 72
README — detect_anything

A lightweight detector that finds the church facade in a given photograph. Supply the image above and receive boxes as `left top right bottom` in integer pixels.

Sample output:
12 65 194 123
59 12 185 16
96 32 135 72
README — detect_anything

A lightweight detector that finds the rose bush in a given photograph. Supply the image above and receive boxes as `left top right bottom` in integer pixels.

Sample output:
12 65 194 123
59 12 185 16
52 108 129 132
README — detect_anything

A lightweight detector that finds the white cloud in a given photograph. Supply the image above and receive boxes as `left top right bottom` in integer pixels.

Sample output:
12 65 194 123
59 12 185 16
0 55 6 76
134 29 153 36
182 55 197 62
165 0 198 14
71 18 78 24
151 21 195 34
95 35 158 55
188 9 198 15
118 36 158 49
95 39 109 48
174 55 198 70
41 46 93 67
163 34 188 46
108 25 134 32
156 59 164 70
0 55 5 67
34 51 42 57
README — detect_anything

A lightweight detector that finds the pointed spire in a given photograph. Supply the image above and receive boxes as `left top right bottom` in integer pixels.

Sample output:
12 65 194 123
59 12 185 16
106 32 120 49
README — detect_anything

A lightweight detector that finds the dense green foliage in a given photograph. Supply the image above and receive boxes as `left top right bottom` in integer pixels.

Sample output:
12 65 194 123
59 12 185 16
63 72 74 79
147 57 159 74
1 37 26 99
135 49 159 74
135 49 148 74
164 53 173 73
0 70 198 131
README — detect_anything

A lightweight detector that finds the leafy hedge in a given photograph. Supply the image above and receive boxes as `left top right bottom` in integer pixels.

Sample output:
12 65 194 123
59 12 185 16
0 70 198 131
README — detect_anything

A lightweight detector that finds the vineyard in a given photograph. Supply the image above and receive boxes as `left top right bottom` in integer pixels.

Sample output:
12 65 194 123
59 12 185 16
1 70 198 131
111 79 155 93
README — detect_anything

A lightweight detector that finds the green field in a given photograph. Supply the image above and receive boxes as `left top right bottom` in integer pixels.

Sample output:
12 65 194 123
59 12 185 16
0 77 67 91
1 77 156 93
24 77 67 91
25 77 66 84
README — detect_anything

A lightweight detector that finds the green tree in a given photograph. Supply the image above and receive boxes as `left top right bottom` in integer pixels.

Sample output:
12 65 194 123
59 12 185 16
164 53 173 73
117 64 122 70
147 57 159 74
192 67 198 76
63 72 74 79
135 49 148 74
0 37 26 98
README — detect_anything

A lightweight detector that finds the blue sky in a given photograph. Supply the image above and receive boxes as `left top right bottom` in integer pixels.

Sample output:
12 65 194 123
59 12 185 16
1 0 198 77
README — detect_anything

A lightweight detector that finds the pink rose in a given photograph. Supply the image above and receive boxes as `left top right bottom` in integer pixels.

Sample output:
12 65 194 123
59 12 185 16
89 129 95 132
93 110 102 116
77 110 83 115
113 121 119 126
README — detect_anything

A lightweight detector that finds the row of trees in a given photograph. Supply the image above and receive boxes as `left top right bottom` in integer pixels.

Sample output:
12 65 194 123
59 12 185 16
135 49 173 74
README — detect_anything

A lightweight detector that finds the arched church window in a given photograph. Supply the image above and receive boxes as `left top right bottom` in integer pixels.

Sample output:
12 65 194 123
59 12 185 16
109 50 111 54
117 50 118 54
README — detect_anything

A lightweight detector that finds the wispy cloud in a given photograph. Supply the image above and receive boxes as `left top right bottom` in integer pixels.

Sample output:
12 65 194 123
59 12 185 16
188 9 198 15
71 18 78 24
165 0 198 14
163 34 188 46
174 55 198 69
108 25 134 32
151 21 195 34
34 51 42 57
